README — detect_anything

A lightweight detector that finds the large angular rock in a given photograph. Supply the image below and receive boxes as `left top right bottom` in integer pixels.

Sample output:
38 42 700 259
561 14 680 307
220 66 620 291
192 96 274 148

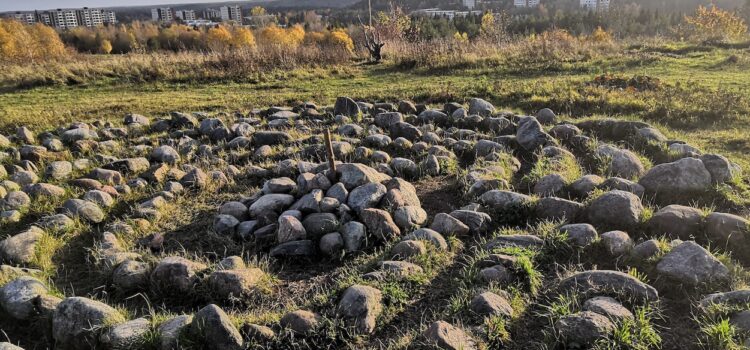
158 315 193 350
337 163 391 190
189 304 243 350
648 205 704 239
0 276 49 320
270 240 315 257
431 213 469 236
385 178 420 207
393 206 427 230
639 157 712 195
700 154 738 184
334 97 361 117
248 194 295 218
337 285 383 334
555 311 615 347
62 199 105 223
52 297 124 350
150 257 207 295
557 270 658 301
208 268 265 300
280 310 321 334
656 241 729 286
468 98 495 117
0 226 44 265
422 321 477 350
252 131 292 146
516 116 554 151
560 223 598 247
480 190 532 212
582 296 634 321
470 291 513 318
348 182 387 212
596 144 645 179
535 197 583 223
99 317 150 349
277 216 306 243
360 208 401 241
585 190 643 231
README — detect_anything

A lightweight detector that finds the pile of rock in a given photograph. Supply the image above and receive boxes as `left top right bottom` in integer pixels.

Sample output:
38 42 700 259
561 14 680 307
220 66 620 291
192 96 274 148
214 162 430 258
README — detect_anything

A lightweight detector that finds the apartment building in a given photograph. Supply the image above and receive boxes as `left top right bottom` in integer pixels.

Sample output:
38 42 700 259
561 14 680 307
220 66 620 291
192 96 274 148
51 9 79 29
220 5 242 22
151 7 174 22
11 12 36 25
203 8 221 20
580 0 610 11
514 0 541 7
175 10 197 21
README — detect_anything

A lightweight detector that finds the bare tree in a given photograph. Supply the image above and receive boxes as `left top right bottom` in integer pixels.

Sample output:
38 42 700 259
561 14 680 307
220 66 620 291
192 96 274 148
359 15 385 63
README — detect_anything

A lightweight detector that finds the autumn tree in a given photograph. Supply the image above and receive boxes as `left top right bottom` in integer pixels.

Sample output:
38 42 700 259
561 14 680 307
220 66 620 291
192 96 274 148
232 27 256 48
326 29 354 54
0 19 66 63
206 25 233 50
99 39 113 54
683 5 748 41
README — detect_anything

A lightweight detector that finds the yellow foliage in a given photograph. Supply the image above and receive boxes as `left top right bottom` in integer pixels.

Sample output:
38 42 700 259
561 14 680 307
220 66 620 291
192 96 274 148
304 31 326 45
232 27 256 48
259 24 305 48
251 6 267 17
206 25 233 50
0 19 66 63
480 12 495 36
453 32 469 43
589 26 612 43
99 39 113 54
326 29 354 53
684 5 748 41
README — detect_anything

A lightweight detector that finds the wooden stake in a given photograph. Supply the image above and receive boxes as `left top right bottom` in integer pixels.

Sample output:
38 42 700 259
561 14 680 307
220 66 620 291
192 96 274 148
324 128 337 181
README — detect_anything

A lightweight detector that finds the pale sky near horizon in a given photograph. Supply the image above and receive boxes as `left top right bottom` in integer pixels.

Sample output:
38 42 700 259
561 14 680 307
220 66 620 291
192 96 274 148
0 0 243 12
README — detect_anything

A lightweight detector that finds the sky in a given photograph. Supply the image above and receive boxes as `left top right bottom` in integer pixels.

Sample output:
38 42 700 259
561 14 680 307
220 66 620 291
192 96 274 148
0 0 240 12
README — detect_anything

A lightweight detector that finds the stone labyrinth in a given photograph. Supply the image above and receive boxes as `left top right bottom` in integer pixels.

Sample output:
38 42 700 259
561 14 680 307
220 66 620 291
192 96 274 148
0 97 749 349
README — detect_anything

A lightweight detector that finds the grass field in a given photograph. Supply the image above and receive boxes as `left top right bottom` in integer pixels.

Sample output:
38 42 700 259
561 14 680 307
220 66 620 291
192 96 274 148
3 39 750 349
2 41 750 172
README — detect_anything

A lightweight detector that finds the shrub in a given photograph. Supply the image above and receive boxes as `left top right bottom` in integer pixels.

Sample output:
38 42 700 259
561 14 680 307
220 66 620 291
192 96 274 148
682 5 748 42
0 19 67 63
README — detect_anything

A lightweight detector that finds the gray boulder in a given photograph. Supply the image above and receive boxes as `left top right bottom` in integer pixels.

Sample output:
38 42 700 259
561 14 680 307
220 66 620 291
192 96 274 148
0 276 49 320
648 205 704 239
52 297 123 350
189 304 243 350
585 190 643 231
99 317 150 349
656 241 729 286
555 311 615 347
422 321 476 350
639 157 712 195
337 285 383 334
557 270 658 301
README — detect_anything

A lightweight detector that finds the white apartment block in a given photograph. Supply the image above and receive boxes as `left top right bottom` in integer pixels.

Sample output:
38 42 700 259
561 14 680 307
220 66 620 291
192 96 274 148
51 9 79 29
514 0 540 7
175 10 197 21
101 10 117 24
9 8 116 28
220 6 242 22
151 7 174 22
203 8 221 19
463 0 477 10
580 0 610 11
11 12 36 25
77 7 103 27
